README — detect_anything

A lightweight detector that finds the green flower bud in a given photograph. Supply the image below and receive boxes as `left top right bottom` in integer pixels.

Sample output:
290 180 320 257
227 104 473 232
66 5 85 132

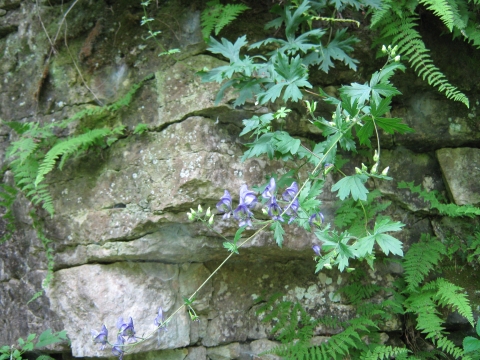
347 268 355 273
394 55 400 62
361 163 368 172
190 208 196 216
371 163 378 174
355 167 362 174
381 166 390 176
198 204 203 213
208 215 214 225
373 149 379 162
187 212 194 221
206 207 211 217
382 45 387 53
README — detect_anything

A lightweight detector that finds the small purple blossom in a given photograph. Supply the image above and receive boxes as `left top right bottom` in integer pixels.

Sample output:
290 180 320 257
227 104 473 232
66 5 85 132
240 184 257 208
282 182 298 202
309 212 324 227
117 317 136 343
312 244 322 256
154 307 168 331
111 334 125 360
262 178 276 199
216 190 233 219
91 324 108 350
233 185 257 227
267 196 284 222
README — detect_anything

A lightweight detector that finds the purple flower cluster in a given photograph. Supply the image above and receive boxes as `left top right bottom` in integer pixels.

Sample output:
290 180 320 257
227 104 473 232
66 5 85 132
216 178 300 226
91 307 168 360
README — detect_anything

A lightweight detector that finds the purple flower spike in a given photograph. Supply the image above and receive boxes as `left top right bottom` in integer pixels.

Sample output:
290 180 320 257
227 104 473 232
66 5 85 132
239 184 257 209
268 196 284 222
216 190 233 219
91 324 108 350
112 334 125 360
262 178 276 199
282 182 298 202
312 244 322 256
233 204 254 227
117 317 136 343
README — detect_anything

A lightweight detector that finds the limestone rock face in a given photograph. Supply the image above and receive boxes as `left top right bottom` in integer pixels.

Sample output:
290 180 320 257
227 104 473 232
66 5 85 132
1 0 480 359
436 148 480 206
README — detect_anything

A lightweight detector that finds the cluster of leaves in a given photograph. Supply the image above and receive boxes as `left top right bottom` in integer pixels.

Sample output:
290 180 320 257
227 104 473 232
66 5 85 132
200 0 250 40
258 234 475 359
3 74 152 217
0 329 68 360
0 183 17 243
199 0 362 107
369 0 479 107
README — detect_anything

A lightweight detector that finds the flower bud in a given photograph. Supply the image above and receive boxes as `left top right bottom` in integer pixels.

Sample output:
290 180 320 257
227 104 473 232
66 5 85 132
373 150 379 162
382 45 387 53
355 167 362 174
198 204 203 213
347 268 355 273
190 208 196 216
206 207 211 217
324 263 332 270
187 212 194 221
381 166 390 176
394 55 400 62
361 163 368 172
371 163 378 174
262 208 268 216
208 215 214 225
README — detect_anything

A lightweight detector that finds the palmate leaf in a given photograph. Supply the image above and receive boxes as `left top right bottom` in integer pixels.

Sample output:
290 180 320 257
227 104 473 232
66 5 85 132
241 133 275 161
354 218 404 257
273 131 301 155
257 53 312 104
332 173 369 201
272 221 285 247
206 35 248 63
304 28 359 72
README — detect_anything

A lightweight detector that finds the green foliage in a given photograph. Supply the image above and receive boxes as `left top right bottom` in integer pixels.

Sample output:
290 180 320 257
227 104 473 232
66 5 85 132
133 123 149 135
0 183 18 243
398 181 480 217
3 74 151 216
201 0 249 40
370 0 474 107
402 234 446 292
464 320 480 359
0 329 67 360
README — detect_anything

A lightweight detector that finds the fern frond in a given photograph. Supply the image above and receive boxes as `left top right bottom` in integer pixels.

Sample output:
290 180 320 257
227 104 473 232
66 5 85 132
371 10 469 107
34 128 113 187
398 181 480 217
201 0 249 40
403 234 446 292
360 344 410 360
431 278 474 326
419 0 456 31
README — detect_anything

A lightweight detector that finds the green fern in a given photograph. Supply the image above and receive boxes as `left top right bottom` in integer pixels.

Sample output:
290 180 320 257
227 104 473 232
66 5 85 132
398 181 480 217
201 0 249 40
403 234 446 292
0 183 18 243
360 344 410 360
370 0 470 107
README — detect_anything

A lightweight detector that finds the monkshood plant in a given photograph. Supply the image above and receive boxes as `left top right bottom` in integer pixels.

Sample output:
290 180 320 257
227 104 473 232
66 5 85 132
90 51 413 359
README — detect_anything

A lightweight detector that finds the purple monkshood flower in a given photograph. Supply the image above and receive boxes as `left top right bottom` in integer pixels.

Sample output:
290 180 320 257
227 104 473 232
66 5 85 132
282 182 298 202
268 196 284 222
91 324 108 350
216 190 233 219
112 334 125 360
117 317 136 343
233 184 257 227
262 177 276 199
309 212 324 227
312 244 322 256
154 307 167 331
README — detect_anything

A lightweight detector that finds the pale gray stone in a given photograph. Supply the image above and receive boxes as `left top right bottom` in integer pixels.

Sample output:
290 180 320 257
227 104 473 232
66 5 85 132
436 147 480 205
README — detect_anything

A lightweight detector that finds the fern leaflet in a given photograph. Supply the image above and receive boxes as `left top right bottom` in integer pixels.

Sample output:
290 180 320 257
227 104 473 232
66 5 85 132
201 0 249 40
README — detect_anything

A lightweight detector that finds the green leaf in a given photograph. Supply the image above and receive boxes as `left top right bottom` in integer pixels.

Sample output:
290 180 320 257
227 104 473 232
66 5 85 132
271 221 285 247
233 226 246 245
241 133 275 161
35 329 67 349
223 241 239 254
331 174 369 201
375 233 403 256
464 336 480 353
206 35 248 63
273 132 301 155
373 117 414 134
